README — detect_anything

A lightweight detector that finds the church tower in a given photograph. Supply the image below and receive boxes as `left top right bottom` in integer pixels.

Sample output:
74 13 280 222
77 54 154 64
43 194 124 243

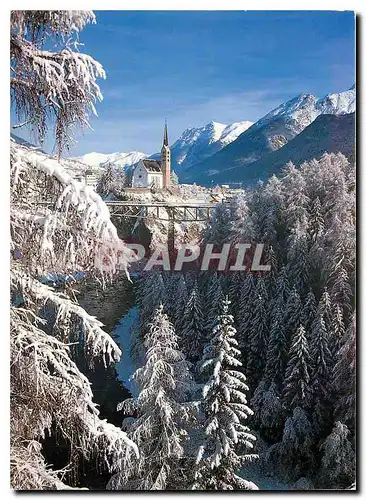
161 120 171 188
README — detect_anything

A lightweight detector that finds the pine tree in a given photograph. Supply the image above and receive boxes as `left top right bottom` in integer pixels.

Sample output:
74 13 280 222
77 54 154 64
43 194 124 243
301 289 317 332
309 307 333 434
174 274 189 332
204 275 225 340
236 274 257 369
269 266 290 323
283 287 302 343
333 314 356 430
286 216 309 297
318 288 333 333
264 309 288 388
170 170 179 185
97 163 118 198
204 203 232 246
308 197 324 242
330 303 346 357
181 283 205 363
319 421 355 488
282 325 312 413
330 265 353 323
193 297 258 490
279 407 314 474
247 289 269 388
250 381 282 441
138 271 166 333
110 305 195 490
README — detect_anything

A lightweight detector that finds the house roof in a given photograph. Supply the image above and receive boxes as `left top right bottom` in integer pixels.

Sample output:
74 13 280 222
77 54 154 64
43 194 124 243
142 159 162 173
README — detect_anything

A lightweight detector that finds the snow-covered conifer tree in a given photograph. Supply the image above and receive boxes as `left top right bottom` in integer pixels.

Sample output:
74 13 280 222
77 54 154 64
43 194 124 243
278 407 314 474
204 275 225 339
181 283 205 363
282 325 312 413
170 170 179 185
138 271 166 334
308 197 324 243
318 288 333 333
301 289 317 332
309 306 333 434
333 314 356 430
330 303 346 357
283 287 302 346
96 163 121 198
286 216 309 297
250 381 282 441
236 273 257 367
264 310 288 388
319 421 355 488
174 274 189 333
246 279 269 388
204 203 232 246
109 305 195 490
193 297 258 490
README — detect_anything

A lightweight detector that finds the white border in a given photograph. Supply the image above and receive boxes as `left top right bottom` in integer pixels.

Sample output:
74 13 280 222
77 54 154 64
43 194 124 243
1 2 361 498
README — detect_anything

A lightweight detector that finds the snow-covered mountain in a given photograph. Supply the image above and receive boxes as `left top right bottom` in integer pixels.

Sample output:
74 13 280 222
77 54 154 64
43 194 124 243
165 120 253 174
73 151 148 170
194 112 355 186
182 85 355 184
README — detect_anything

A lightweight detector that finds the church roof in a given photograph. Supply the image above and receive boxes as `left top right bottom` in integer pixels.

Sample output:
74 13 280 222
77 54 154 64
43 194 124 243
142 159 162 173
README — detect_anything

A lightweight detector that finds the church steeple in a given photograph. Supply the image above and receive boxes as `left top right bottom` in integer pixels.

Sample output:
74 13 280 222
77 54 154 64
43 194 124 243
163 119 169 147
161 120 171 188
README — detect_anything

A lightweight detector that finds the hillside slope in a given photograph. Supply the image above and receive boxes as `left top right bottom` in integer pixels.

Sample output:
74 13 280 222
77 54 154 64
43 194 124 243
193 112 355 186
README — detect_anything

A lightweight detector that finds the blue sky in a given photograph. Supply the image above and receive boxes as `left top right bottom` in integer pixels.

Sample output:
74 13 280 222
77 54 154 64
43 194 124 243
12 10 355 156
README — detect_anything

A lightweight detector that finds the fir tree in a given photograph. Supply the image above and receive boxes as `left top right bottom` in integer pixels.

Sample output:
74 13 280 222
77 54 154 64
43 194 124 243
279 407 314 475
193 297 258 490
264 309 288 388
204 276 225 340
309 307 333 435
247 294 269 388
250 381 282 441
236 274 257 369
319 421 355 488
283 287 302 346
174 274 189 333
333 314 356 430
301 289 317 332
330 303 346 357
181 283 205 363
110 305 195 490
282 325 312 413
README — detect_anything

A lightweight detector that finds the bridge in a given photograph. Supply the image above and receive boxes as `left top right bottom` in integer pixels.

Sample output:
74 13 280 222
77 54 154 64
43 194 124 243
105 200 229 222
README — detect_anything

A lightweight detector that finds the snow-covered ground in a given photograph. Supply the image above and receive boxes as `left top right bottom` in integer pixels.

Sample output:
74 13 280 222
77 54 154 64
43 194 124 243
113 306 139 397
239 464 290 490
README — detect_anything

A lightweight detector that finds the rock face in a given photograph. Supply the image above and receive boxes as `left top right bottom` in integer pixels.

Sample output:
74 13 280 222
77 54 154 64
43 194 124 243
77 276 134 334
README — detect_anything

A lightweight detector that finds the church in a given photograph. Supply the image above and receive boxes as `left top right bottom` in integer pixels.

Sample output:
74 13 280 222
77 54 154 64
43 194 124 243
132 122 171 189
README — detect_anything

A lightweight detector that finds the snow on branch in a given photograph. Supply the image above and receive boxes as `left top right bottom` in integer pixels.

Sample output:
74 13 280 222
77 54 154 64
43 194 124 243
11 11 104 154
12 268 122 365
11 140 132 278
11 305 138 488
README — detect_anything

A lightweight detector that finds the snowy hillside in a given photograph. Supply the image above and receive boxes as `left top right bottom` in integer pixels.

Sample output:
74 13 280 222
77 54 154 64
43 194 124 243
166 120 253 174
182 85 356 184
73 150 148 170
